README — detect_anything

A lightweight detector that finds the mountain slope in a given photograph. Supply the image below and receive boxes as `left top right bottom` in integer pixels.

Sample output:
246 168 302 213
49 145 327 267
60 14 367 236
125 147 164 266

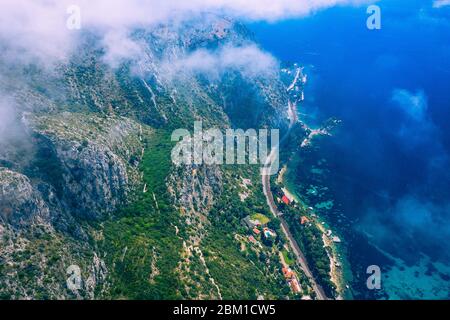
0 17 305 300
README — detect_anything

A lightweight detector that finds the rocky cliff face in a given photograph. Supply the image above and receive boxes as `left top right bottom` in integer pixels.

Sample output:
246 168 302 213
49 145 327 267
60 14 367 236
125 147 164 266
0 169 50 228
27 113 145 221
0 113 146 299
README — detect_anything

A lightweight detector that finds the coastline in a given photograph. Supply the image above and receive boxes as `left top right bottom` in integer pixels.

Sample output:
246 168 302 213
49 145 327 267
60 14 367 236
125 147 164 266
278 164 351 299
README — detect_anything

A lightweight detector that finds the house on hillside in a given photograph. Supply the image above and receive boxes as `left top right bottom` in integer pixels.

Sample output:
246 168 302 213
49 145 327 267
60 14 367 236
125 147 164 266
332 236 342 243
242 216 261 229
281 195 290 205
263 227 276 239
290 277 302 294
281 188 295 204
282 267 302 294
300 216 310 225
282 267 294 279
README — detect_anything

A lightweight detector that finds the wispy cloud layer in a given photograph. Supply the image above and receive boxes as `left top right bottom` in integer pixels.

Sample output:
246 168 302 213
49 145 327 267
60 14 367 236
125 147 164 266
160 45 278 80
358 88 450 259
360 195 450 258
391 89 428 121
0 0 371 143
0 0 370 65
433 0 450 8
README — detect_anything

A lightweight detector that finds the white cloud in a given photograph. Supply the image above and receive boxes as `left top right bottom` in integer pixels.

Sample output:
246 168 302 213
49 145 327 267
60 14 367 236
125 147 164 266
390 89 449 167
433 0 450 8
101 30 143 69
360 195 450 251
0 0 371 66
391 89 428 121
0 95 30 148
390 89 434 149
0 97 17 139
179 0 370 21
0 1 75 65
160 45 278 80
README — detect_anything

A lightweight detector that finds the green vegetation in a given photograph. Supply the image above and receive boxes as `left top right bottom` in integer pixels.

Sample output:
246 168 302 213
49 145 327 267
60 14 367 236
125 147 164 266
100 130 183 299
0 226 94 300
98 136 292 299
250 213 270 225
204 165 289 299
284 210 336 297
282 249 295 266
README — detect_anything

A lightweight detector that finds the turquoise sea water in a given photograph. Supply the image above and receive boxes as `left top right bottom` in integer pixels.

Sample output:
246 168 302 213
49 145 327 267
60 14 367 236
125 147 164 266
250 0 450 299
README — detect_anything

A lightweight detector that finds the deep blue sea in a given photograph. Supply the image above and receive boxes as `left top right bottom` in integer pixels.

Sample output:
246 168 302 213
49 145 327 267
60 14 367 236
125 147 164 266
249 0 450 299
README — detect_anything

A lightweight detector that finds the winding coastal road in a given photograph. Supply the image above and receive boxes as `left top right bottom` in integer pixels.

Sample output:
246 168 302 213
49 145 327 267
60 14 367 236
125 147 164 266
262 89 328 300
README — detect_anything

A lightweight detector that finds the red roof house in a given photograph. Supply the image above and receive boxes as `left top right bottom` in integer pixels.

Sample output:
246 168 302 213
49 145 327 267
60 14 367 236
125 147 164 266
281 195 290 205
300 216 310 225
282 267 294 279
290 278 302 294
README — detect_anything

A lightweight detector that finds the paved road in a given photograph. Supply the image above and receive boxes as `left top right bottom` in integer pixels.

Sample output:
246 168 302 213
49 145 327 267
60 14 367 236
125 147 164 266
261 112 328 300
